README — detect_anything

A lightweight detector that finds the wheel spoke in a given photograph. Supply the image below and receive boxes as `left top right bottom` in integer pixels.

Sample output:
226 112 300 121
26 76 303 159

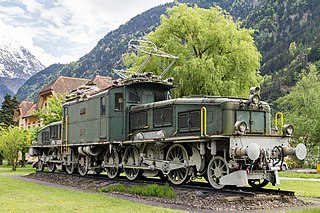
166 145 189 185
207 156 229 189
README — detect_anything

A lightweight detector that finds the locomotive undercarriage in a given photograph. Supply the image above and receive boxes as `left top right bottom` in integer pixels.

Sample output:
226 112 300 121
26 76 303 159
30 134 302 189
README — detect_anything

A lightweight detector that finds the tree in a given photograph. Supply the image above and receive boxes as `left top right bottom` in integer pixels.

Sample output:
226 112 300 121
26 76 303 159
289 42 297 56
275 63 320 166
0 94 19 127
33 94 65 126
0 126 27 170
0 150 3 165
125 4 261 98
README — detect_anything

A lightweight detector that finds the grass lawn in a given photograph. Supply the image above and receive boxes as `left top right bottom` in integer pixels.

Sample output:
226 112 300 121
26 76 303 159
266 178 320 213
267 180 320 198
279 172 320 179
0 164 181 213
1 164 320 212
0 163 35 175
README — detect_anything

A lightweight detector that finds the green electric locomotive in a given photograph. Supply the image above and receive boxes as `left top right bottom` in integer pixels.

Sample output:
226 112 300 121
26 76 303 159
30 41 306 189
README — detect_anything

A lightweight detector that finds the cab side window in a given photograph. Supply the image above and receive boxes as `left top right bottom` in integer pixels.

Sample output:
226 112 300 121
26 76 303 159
100 97 106 115
115 93 123 111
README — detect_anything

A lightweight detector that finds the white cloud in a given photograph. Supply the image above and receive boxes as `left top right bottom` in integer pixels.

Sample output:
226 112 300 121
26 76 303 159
0 0 173 67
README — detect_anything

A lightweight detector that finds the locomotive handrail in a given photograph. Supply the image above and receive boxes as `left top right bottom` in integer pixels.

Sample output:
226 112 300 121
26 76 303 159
275 112 284 135
60 116 64 154
201 107 207 136
66 116 69 154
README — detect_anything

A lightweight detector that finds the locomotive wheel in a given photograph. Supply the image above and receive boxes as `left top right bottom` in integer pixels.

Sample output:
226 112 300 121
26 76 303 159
47 161 56 172
66 149 77 174
123 146 141 180
104 149 120 179
47 149 56 172
78 155 89 176
36 160 44 172
207 156 229 189
248 179 269 189
166 144 190 185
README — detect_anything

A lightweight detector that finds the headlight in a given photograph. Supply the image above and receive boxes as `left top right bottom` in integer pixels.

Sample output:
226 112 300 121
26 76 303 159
235 121 247 133
283 124 294 136
250 94 260 104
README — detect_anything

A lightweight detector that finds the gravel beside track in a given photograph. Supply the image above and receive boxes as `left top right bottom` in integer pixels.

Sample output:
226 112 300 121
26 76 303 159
22 172 317 212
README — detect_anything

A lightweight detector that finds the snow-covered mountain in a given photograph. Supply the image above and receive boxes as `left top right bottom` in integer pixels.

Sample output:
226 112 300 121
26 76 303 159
0 34 44 104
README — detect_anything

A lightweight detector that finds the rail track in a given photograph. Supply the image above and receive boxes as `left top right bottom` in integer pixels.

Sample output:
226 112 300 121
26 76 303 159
34 170 294 199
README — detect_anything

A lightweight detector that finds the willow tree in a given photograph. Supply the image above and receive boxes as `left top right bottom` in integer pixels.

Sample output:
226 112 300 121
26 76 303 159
126 4 261 97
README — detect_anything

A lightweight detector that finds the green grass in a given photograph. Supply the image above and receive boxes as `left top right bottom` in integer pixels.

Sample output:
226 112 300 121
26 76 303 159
0 175 181 213
0 163 35 175
100 183 176 199
279 172 320 179
0 164 181 213
267 180 320 198
285 208 320 213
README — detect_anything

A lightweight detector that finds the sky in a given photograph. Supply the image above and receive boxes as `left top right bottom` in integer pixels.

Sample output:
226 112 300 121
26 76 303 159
0 0 173 67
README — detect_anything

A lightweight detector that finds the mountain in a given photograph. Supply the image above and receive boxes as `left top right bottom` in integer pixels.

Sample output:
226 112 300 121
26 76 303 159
16 63 65 102
0 34 44 103
17 0 320 102
0 84 14 104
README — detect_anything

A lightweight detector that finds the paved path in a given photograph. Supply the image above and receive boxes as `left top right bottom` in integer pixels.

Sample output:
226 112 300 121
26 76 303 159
279 177 320 181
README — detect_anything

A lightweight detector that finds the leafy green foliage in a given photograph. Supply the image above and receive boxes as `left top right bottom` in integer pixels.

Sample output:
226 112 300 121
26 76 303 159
100 183 176 199
0 126 27 170
0 94 19 128
275 64 320 166
33 94 65 126
126 4 261 98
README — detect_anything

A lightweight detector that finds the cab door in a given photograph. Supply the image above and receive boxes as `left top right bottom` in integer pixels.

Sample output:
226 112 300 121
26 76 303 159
99 96 107 139
108 90 124 141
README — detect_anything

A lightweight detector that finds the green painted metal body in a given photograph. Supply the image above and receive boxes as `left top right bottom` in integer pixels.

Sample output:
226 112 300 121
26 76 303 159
36 80 272 146
54 81 172 145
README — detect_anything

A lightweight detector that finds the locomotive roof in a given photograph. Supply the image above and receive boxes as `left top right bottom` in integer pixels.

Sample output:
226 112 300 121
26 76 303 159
38 121 62 132
130 96 268 110
111 72 174 89
64 73 174 103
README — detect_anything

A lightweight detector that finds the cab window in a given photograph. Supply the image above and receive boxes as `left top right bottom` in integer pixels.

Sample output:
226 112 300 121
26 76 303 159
115 93 123 111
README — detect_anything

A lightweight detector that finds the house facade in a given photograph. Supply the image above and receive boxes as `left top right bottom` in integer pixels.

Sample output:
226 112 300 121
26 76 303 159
14 75 113 129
